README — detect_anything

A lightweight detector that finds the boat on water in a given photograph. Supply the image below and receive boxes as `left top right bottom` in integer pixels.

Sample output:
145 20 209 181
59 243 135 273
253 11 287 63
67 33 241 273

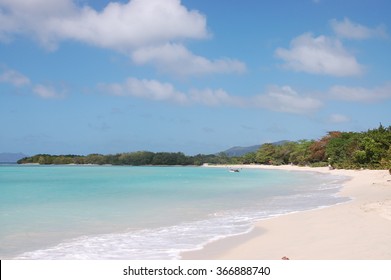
229 168 240 173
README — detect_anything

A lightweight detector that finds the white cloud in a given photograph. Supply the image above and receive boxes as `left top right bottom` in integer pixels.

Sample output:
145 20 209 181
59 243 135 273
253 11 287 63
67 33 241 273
329 114 350 123
275 33 364 76
189 88 245 107
132 43 246 76
0 67 65 99
330 18 387 40
33 84 66 99
253 85 322 114
0 69 30 86
0 0 208 50
101 78 242 106
100 77 188 105
55 0 208 51
329 83 391 102
0 0 245 76
101 78 323 115
101 78 243 106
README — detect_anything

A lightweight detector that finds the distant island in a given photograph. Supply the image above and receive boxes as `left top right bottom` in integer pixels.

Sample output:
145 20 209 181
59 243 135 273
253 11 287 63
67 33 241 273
17 125 391 170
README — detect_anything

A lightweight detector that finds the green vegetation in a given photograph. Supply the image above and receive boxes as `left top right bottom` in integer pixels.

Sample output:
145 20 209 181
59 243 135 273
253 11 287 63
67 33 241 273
17 152 231 166
249 124 391 169
18 124 391 169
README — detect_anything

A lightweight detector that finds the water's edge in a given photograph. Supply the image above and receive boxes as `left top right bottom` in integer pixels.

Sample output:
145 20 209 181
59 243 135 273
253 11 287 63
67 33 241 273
0 166 350 260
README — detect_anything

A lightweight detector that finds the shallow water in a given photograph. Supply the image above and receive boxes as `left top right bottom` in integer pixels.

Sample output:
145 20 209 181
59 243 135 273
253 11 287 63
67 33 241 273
0 165 349 259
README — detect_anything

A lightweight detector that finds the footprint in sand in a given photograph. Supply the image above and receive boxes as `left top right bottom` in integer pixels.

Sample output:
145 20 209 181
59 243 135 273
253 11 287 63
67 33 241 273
361 200 391 220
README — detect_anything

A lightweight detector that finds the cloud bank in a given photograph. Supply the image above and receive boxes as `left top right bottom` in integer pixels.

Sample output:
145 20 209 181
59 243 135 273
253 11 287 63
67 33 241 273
101 77 188 104
275 33 363 76
253 86 322 114
0 69 31 87
100 78 322 114
0 67 65 99
132 43 246 76
330 18 388 40
0 0 244 76
329 83 391 102
33 84 66 99
0 0 207 49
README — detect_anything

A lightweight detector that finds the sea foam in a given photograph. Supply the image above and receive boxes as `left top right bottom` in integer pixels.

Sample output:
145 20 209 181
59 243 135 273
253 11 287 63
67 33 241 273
0 165 349 259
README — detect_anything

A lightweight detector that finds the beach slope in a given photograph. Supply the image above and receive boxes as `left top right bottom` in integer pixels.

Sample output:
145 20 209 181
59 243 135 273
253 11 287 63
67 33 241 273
182 166 391 260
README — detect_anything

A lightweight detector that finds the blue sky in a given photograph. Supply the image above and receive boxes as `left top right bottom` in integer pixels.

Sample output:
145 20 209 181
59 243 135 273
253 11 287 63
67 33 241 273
1 0 390 156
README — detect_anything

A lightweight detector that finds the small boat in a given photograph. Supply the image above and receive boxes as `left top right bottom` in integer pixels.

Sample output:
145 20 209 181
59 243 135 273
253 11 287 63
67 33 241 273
229 168 240 173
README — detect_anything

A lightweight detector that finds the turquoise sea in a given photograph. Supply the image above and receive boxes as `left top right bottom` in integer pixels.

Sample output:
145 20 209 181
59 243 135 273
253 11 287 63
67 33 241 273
0 165 349 259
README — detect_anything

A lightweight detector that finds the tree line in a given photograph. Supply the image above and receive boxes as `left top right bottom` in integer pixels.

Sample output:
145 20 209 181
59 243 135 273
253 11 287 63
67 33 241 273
242 124 391 169
17 151 232 166
18 124 391 169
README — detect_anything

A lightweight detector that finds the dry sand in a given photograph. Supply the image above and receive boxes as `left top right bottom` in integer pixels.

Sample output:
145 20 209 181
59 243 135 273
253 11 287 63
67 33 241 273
182 165 391 260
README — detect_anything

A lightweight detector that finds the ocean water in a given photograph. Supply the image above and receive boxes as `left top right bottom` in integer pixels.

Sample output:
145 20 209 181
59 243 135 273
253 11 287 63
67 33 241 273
0 165 349 259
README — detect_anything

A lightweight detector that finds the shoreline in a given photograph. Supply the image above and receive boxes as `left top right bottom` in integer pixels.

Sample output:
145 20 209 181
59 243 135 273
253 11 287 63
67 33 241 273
181 165 391 260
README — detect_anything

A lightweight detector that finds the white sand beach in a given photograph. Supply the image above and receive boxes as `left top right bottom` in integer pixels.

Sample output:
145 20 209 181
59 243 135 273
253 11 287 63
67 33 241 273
182 165 391 260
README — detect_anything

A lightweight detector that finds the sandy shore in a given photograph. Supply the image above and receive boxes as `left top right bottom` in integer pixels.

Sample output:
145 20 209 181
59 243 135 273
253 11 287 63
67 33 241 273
182 165 391 260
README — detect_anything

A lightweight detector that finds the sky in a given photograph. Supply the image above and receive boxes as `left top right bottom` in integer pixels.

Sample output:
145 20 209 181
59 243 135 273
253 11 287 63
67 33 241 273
1 0 390 156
